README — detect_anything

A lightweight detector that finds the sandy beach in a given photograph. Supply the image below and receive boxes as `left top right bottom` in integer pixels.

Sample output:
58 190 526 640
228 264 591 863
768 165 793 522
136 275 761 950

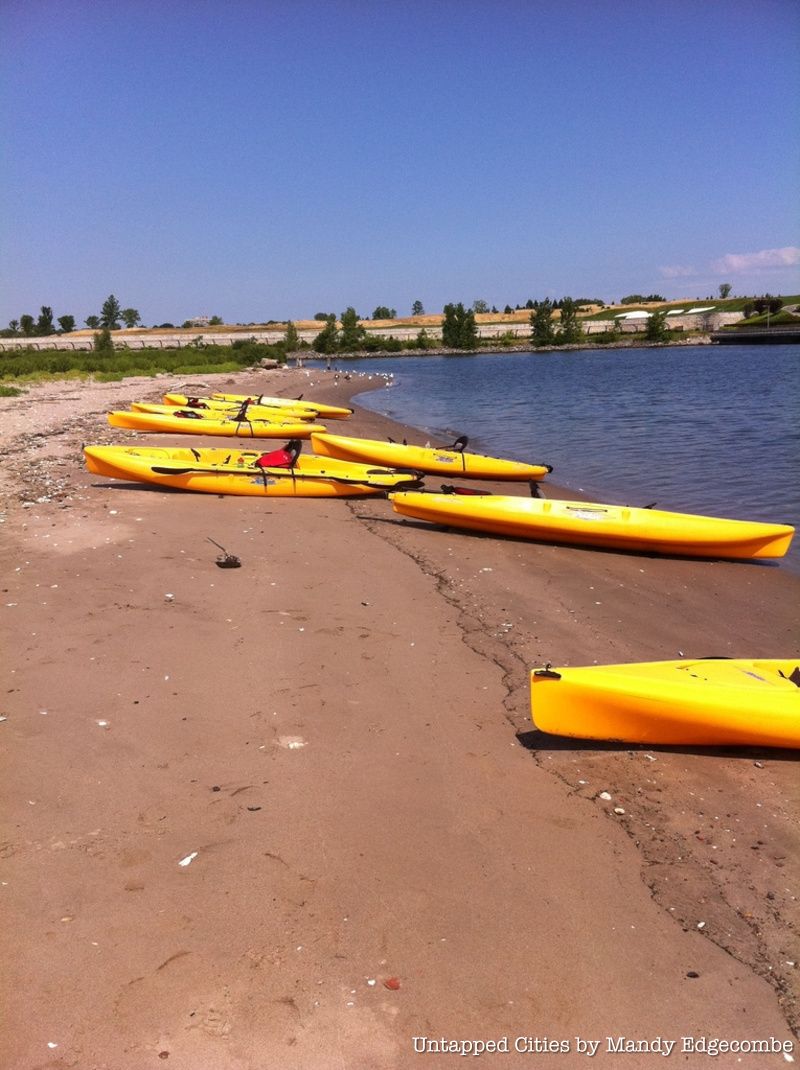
1 368 798 1069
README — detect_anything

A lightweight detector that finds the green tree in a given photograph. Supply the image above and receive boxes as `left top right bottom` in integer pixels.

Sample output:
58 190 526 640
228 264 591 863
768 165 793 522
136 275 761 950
36 306 55 335
20 314 35 336
411 300 424 316
742 302 754 319
100 294 122 329
313 314 339 354
284 320 300 350
458 306 478 348
530 300 555 346
120 308 141 328
621 293 665 304
645 310 669 341
209 315 224 325
372 306 396 319
339 307 365 351
558 299 583 344
93 327 115 352
57 315 75 333
314 311 333 321
442 303 478 348
8 319 19 334
85 315 100 328
416 328 432 349
472 299 489 314
441 304 459 347
718 283 732 299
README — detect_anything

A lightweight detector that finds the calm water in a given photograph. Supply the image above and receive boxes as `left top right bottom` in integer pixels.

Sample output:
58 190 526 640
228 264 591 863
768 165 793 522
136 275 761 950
312 345 800 570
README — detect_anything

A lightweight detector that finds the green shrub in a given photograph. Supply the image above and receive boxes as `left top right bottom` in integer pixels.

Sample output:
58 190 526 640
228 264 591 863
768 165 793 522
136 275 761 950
361 335 404 352
173 361 242 375
497 331 519 345
95 368 151 381
0 342 285 382
47 354 73 374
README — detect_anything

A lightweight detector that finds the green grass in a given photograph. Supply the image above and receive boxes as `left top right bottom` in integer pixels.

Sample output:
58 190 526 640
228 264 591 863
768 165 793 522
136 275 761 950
729 309 800 328
0 343 286 383
582 294 800 321
0 383 23 396
723 294 799 312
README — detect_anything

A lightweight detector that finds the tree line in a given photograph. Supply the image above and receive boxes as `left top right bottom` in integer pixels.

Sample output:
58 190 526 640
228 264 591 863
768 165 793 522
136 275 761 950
2 294 141 337
306 299 604 352
5 288 787 349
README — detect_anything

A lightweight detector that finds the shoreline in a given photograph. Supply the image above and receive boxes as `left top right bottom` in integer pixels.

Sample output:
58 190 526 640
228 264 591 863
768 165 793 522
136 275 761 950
309 337 716 359
1 369 798 1067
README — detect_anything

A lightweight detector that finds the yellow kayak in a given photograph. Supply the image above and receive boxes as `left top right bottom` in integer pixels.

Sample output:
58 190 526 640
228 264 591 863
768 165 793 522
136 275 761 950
162 394 317 420
107 410 326 439
84 444 423 497
531 659 800 748
213 391 353 419
389 492 794 559
131 401 315 423
311 433 553 481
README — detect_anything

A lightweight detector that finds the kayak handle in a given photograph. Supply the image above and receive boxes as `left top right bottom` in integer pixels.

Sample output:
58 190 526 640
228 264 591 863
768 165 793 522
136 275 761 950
533 666 562 680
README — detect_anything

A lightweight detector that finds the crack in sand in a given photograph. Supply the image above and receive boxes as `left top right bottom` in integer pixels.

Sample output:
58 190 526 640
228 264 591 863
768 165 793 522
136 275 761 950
354 505 800 1036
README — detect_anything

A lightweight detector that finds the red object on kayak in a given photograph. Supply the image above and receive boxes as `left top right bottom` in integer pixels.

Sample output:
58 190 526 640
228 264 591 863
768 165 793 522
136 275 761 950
254 440 302 468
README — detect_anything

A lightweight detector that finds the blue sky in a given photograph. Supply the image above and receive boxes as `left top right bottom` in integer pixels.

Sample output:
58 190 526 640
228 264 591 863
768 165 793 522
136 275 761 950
2 0 798 326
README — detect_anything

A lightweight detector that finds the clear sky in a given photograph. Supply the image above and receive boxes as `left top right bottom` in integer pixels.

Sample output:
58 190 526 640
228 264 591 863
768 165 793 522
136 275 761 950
2 0 798 326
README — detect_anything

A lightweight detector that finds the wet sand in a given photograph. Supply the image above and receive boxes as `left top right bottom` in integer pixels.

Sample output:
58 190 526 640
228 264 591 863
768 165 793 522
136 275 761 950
1 369 798 1069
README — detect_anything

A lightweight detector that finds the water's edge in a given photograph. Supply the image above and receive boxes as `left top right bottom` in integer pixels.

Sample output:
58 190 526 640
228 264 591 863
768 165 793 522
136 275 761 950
311 347 799 572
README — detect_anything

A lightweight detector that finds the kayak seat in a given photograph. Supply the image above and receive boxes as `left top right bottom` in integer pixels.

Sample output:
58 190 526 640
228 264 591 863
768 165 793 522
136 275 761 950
254 439 303 469
175 409 203 419
255 449 294 469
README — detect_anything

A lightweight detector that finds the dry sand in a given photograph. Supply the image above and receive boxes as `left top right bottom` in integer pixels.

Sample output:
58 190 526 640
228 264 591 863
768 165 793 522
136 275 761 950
1 369 798 1069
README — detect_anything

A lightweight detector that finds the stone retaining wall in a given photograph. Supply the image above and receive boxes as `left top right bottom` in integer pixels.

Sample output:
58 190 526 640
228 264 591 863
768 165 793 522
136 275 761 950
0 312 745 351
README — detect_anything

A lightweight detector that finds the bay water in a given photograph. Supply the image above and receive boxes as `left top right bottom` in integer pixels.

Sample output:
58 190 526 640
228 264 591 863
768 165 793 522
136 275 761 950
310 345 799 571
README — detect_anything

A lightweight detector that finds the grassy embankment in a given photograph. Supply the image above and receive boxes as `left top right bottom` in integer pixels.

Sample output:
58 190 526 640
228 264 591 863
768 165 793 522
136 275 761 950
3 296 798 391
581 295 800 320
724 308 800 329
0 340 286 392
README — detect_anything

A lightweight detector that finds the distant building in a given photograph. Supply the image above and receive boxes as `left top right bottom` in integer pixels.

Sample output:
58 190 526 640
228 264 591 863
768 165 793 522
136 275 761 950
187 315 211 327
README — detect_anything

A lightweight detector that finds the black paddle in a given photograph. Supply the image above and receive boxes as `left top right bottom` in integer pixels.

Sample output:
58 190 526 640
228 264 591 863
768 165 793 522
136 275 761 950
148 464 415 488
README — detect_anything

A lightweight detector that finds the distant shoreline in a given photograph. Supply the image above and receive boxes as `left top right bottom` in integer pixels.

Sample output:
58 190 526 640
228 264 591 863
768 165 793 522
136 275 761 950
310 335 716 359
